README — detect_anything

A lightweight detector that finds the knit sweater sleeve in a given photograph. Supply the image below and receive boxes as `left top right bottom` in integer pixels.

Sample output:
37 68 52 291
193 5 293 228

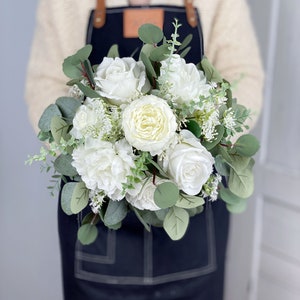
203 0 264 129
25 0 92 133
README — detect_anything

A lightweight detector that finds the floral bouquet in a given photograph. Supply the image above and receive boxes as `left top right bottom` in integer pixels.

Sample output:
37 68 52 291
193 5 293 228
27 21 259 244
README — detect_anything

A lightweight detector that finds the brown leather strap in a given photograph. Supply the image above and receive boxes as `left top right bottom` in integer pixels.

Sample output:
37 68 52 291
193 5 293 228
94 0 106 28
94 0 197 28
185 0 197 28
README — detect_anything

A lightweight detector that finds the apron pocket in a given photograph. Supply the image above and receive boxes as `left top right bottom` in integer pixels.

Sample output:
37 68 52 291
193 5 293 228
74 203 216 285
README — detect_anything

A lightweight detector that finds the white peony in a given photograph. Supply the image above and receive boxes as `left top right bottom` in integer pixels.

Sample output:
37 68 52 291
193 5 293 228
94 57 150 105
125 177 167 211
161 130 214 195
72 138 135 200
158 54 211 104
122 94 177 156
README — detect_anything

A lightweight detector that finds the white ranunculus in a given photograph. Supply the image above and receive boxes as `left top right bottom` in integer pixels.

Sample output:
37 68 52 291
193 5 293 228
125 177 167 211
161 130 214 195
158 54 211 104
94 57 150 105
122 94 177 156
72 138 135 200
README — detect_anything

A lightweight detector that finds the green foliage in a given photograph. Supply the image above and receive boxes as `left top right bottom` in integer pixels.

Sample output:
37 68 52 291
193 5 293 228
149 44 169 62
186 119 201 138
200 57 223 83
70 181 89 214
63 44 93 79
38 104 62 132
77 223 98 245
55 97 82 124
61 181 89 215
163 206 189 240
50 116 69 144
233 134 260 157
76 82 101 98
53 154 78 177
138 24 164 44
107 44 119 58
103 199 128 227
228 162 254 199
154 182 180 209
176 194 205 209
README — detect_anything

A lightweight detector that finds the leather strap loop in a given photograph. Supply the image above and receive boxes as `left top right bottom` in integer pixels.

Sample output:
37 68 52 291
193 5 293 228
94 0 106 28
94 0 197 28
185 0 197 28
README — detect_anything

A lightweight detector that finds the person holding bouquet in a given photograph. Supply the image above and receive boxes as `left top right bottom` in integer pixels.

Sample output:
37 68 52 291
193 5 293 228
25 0 264 299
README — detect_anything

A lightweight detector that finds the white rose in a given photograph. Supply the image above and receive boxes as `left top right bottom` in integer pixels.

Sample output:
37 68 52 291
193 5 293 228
122 94 177 156
161 130 214 195
94 57 150 105
72 138 135 200
125 177 167 211
158 54 211 104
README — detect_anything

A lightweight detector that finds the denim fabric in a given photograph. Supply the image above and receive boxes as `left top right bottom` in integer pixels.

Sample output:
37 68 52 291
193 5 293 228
58 6 230 300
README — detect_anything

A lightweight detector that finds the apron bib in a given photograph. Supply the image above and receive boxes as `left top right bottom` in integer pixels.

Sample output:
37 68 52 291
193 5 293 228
58 2 229 299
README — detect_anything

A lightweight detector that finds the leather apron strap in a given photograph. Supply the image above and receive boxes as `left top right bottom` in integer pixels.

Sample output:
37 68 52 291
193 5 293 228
93 0 197 28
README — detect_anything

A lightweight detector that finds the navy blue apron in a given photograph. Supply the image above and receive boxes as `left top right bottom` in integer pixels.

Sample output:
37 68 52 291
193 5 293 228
58 4 229 300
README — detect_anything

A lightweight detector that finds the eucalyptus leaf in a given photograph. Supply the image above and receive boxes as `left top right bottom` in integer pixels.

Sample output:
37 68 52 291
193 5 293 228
81 212 100 226
200 57 223 83
163 207 189 241
63 45 93 79
187 205 204 217
140 51 157 79
149 44 169 62
226 200 247 214
106 222 122 230
138 210 163 227
228 166 254 199
38 104 62 132
70 181 89 214
104 199 128 226
76 82 101 99
229 155 251 172
82 60 96 87
154 182 179 209
61 182 77 215
186 119 201 138
214 155 230 177
176 194 204 209
74 44 93 62
179 46 191 59
54 154 78 177
63 56 83 79
50 116 69 143
138 23 164 44
37 130 52 142
234 134 260 157
155 209 169 221
178 34 193 51
107 44 119 58
141 44 155 58
219 186 247 204
132 207 151 232
56 97 81 124
77 223 98 245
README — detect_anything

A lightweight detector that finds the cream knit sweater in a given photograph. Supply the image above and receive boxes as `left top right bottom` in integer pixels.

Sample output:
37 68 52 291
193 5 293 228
25 0 264 132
